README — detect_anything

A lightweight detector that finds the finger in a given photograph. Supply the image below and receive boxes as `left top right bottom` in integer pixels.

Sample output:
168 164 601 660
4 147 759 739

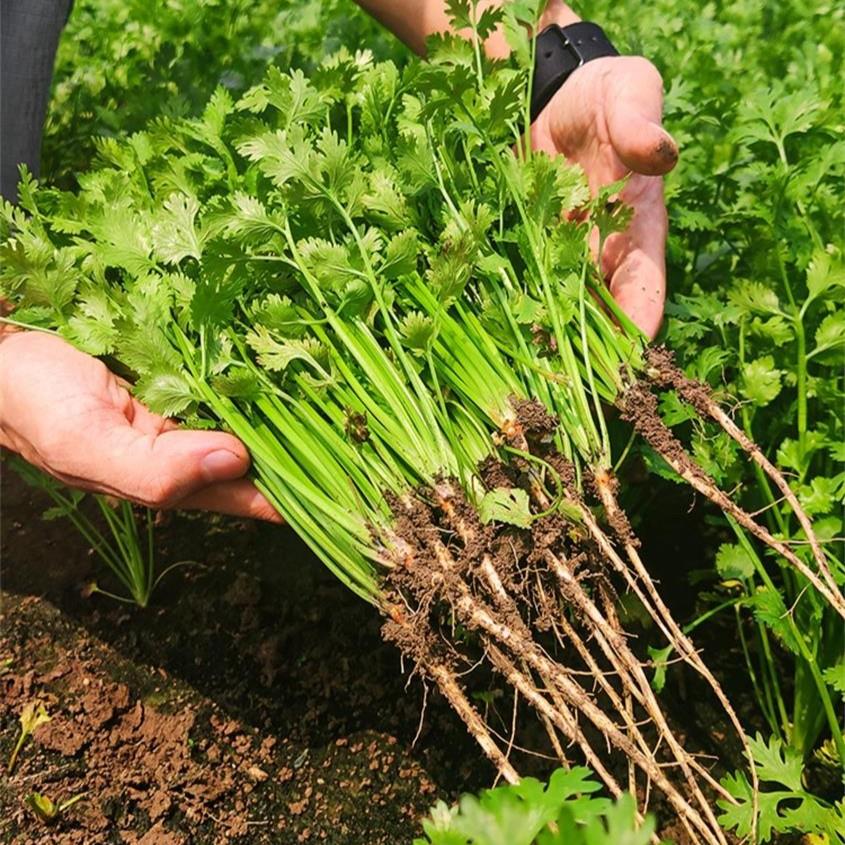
599 178 669 339
64 420 254 508
606 58 678 176
126 397 187 435
176 478 284 524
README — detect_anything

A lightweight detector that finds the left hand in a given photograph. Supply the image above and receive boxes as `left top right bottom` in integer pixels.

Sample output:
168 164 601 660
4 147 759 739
531 55 678 339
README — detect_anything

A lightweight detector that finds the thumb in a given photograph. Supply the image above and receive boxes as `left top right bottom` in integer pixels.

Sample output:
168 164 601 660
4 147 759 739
605 60 679 176
100 425 251 508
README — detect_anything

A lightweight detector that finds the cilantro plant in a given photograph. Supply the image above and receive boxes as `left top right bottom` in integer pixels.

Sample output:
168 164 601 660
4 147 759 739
416 767 663 845
6 701 51 776
719 734 845 843
24 791 86 826
43 0 405 186
11 457 160 607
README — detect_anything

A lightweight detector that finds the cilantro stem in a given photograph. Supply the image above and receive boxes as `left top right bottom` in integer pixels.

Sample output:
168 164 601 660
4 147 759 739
0 317 57 334
774 249 808 459
735 604 781 739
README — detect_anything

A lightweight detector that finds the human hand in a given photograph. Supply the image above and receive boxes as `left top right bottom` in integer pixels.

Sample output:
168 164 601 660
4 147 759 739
531 55 679 339
0 331 281 522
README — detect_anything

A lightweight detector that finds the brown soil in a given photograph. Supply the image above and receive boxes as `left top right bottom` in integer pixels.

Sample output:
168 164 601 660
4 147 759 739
510 398 558 441
0 469 487 844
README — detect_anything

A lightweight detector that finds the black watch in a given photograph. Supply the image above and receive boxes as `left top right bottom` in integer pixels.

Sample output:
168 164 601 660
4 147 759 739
530 22 619 123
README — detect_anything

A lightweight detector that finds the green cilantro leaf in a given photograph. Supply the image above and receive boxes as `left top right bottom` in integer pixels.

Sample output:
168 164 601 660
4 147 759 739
478 487 532 528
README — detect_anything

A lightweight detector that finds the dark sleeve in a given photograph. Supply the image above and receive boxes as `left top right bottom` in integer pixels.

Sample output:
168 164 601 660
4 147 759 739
1 0 73 202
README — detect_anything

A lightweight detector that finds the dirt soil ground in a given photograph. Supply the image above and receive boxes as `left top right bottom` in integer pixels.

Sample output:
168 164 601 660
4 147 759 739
1 463 766 844
1 469 495 844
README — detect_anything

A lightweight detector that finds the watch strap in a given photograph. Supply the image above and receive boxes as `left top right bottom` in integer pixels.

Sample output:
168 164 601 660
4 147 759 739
530 22 619 123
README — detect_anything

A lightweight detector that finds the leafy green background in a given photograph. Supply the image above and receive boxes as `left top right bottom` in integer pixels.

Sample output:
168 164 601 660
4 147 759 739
43 0 407 185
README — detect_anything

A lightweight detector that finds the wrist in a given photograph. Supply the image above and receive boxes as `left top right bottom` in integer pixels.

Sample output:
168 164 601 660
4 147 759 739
420 1 581 60
539 1 580 29
485 2 581 59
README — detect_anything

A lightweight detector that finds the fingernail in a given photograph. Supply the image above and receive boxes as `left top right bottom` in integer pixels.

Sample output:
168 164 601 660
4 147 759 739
656 135 679 165
200 450 247 482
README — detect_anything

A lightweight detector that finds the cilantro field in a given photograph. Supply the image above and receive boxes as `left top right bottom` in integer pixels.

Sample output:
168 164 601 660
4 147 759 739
1 1 843 843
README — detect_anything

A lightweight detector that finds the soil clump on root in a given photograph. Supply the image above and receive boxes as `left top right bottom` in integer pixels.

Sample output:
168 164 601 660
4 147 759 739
619 364 845 618
382 455 736 844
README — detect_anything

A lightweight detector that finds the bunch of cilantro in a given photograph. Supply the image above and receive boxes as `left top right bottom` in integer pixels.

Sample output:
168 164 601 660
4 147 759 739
0 10 751 837
7 0 843 838
1 1 626 597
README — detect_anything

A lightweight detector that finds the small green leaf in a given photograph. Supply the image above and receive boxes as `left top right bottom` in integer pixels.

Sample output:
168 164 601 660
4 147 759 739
364 172 413 231
740 355 782 406
478 487 532 528
805 249 845 302
510 292 545 325
811 311 845 358
715 542 755 580
134 372 197 417
211 369 263 400
117 325 182 378
247 327 329 378
658 391 697 426
647 645 673 693
751 733 804 791
250 294 307 338
399 311 435 351
798 476 839 516
775 438 804 474
381 230 419 278
748 589 801 655
25 792 59 823
822 663 845 694
728 280 782 316
19 701 51 737
152 193 205 264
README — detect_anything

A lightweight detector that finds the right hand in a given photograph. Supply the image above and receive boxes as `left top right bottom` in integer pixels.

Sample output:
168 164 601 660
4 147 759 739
531 55 678 340
0 330 281 522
